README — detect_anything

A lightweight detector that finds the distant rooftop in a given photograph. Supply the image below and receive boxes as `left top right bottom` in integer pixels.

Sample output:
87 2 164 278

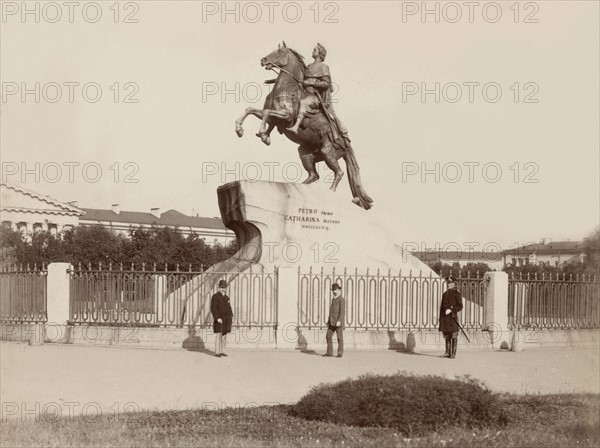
80 208 226 230
413 251 503 262
502 241 583 255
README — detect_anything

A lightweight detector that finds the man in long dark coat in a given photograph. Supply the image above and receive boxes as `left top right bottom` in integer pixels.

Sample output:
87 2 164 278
323 283 345 358
210 279 233 357
439 276 463 359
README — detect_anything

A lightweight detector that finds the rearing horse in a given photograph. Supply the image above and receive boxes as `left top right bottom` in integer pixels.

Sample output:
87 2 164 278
234 42 373 210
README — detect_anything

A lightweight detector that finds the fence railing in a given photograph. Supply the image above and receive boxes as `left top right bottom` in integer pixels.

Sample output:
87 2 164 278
457 275 487 330
68 265 278 328
297 267 487 331
508 273 600 329
0 265 48 323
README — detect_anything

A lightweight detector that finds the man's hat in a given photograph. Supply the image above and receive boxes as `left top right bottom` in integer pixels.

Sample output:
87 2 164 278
446 276 457 283
218 280 227 288
331 283 341 291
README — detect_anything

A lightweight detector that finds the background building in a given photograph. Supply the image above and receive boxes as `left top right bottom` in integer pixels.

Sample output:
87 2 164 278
0 182 82 237
502 239 585 267
1 182 233 245
78 205 233 245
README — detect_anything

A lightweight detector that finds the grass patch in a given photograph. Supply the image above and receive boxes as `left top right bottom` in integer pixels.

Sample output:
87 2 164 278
2 377 598 448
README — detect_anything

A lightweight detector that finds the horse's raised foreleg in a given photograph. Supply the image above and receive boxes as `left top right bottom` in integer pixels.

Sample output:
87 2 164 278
257 108 291 143
235 107 264 138
321 142 344 191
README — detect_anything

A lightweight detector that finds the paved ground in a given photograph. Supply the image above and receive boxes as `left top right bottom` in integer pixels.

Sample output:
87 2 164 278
1 342 599 419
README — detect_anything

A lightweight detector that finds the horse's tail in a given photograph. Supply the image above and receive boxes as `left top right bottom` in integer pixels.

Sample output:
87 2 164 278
343 145 373 210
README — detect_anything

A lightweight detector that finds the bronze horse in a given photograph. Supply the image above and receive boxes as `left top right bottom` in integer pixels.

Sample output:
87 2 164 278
234 43 373 210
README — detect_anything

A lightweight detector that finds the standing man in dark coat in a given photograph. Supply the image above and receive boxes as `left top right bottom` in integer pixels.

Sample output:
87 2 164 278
439 276 463 359
210 279 233 358
323 283 345 358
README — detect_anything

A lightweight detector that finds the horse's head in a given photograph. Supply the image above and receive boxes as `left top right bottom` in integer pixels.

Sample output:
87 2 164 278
261 42 292 70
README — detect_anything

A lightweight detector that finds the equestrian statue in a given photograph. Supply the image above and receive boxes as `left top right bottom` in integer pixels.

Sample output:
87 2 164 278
234 42 373 210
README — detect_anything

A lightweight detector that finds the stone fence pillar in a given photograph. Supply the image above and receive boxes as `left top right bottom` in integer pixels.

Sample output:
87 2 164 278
46 263 72 343
483 271 510 349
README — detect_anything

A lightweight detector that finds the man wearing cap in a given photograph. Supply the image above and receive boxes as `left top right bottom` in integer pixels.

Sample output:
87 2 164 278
324 283 345 358
210 279 233 357
438 276 463 359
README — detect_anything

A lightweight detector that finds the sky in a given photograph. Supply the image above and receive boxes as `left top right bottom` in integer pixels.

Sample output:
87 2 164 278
1 0 599 250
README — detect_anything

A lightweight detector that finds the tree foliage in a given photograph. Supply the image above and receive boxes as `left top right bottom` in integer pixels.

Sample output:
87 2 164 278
582 226 600 274
426 261 492 278
0 223 237 270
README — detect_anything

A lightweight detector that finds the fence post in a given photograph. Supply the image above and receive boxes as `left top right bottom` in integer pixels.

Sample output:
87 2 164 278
275 266 299 349
484 271 509 349
47 263 72 342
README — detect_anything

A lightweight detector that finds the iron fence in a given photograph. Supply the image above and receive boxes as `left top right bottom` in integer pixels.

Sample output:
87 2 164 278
508 273 600 329
297 267 487 331
457 275 487 330
68 264 278 328
0 265 47 323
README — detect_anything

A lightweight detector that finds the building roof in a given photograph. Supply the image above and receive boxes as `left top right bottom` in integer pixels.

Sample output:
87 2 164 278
1 182 83 215
80 208 226 230
502 241 583 256
413 251 503 262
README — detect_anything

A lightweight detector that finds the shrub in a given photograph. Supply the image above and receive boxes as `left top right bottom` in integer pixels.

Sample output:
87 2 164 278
289 372 507 436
